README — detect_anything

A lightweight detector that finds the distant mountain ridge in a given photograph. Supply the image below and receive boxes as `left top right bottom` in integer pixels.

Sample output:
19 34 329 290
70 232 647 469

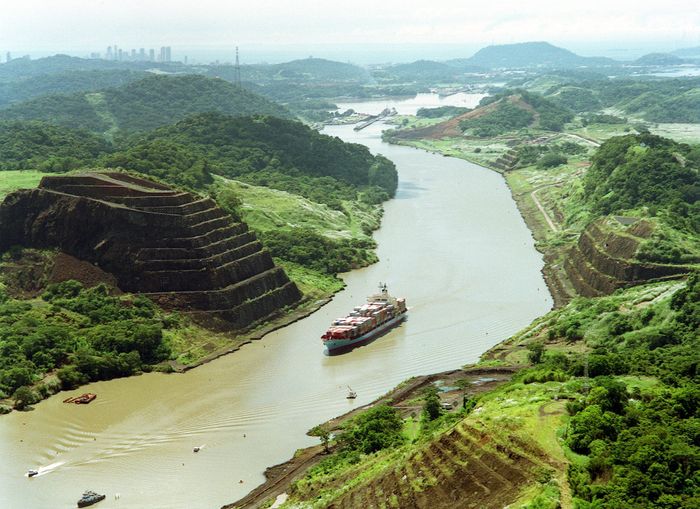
635 53 686 66
451 41 616 69
671 46 700 58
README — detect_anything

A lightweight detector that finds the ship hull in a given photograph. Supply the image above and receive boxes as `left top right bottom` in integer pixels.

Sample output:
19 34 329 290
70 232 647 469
323 312 406 354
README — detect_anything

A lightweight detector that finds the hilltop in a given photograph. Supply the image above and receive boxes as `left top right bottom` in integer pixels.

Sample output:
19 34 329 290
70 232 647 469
634 53 686 66
451 42 615 69
389 89 572 140
0 54 180 81
0 74 291 133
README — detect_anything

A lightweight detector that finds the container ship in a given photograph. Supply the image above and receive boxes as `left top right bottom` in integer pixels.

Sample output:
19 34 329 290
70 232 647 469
321 284 407 353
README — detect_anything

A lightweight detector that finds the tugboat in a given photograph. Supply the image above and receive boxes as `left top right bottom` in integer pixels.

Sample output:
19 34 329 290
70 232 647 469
63 393 97 404
321 283 407 353
77 490 105 507
27 469 38 478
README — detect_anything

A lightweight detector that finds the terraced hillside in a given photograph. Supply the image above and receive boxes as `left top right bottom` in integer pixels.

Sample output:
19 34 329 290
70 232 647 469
326 420 561 509
0 172 302 329
565 218 696 297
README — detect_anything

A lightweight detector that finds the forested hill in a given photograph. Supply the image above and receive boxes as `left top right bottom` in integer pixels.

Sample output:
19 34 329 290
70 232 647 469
0 70 146 108
104 112 398 205
583 133 700 222
0 121 111 170
538 76 700 123
453 41 615 69
0 54 182 81
0 74 291 133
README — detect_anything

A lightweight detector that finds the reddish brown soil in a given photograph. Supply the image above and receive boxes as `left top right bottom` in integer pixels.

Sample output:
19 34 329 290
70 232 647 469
394 95 539 141
49 252 121 292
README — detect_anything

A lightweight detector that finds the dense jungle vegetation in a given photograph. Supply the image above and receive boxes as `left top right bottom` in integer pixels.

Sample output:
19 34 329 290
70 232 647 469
530 274 700 508
0 279 172 410
582 133 700 234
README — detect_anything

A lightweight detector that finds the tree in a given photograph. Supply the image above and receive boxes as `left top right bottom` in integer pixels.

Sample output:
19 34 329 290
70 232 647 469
309 425 331 454
423 387 442 421
12 386 38 410
340 405 404 454
527 341 545 364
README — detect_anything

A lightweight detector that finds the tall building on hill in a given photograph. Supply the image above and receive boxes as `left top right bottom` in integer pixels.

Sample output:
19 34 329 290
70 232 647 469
5 52 11 63
149 48 155 61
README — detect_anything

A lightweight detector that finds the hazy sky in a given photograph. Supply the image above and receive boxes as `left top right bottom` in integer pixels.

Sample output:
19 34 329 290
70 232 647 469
2 0 699 62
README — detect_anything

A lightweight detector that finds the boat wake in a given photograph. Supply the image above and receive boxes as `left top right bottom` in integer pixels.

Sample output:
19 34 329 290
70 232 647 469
27 461 65 477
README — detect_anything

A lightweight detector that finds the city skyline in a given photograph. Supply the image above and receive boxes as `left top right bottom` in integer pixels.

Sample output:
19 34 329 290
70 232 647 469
1 0 699 64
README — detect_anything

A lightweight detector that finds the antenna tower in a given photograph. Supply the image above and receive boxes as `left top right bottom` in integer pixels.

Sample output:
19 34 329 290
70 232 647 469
235 46 242 88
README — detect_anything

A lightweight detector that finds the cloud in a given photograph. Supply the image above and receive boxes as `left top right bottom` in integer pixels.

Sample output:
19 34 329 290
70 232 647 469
1 0 698 51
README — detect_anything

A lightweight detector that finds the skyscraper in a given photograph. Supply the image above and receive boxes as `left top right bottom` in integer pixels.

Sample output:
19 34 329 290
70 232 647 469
5 52 11 63
165 46 172 62
149 48 155 61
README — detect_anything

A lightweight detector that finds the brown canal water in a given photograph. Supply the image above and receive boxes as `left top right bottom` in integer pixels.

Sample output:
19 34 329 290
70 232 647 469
0 96 552 509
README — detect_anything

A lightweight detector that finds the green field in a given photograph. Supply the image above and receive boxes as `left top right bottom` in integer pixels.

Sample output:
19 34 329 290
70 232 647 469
0 170 48 199
220 177 380 242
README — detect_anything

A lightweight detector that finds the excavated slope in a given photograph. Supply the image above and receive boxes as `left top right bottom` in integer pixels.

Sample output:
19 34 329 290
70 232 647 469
392 95 537 141
565 218 692 297
327 421 560 509
0 172 302 329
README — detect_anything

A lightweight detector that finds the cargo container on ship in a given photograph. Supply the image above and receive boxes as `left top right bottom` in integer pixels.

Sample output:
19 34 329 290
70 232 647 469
321 284 407 353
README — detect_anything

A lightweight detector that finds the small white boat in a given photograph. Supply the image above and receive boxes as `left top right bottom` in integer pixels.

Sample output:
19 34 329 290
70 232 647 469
27 469 38 478
346 386 357 399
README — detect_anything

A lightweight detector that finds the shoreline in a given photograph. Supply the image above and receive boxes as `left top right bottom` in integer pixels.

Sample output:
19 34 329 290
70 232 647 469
386 135 570 307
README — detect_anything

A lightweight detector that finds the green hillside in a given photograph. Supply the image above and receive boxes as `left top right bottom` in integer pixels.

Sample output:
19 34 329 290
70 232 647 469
0 121 111 170
537 76 700 123
459 90 573 136
0 54 177 81
0 93 109 131
0 70 145 108
108 112 398 206
0 74 291 133
583 133 700 218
